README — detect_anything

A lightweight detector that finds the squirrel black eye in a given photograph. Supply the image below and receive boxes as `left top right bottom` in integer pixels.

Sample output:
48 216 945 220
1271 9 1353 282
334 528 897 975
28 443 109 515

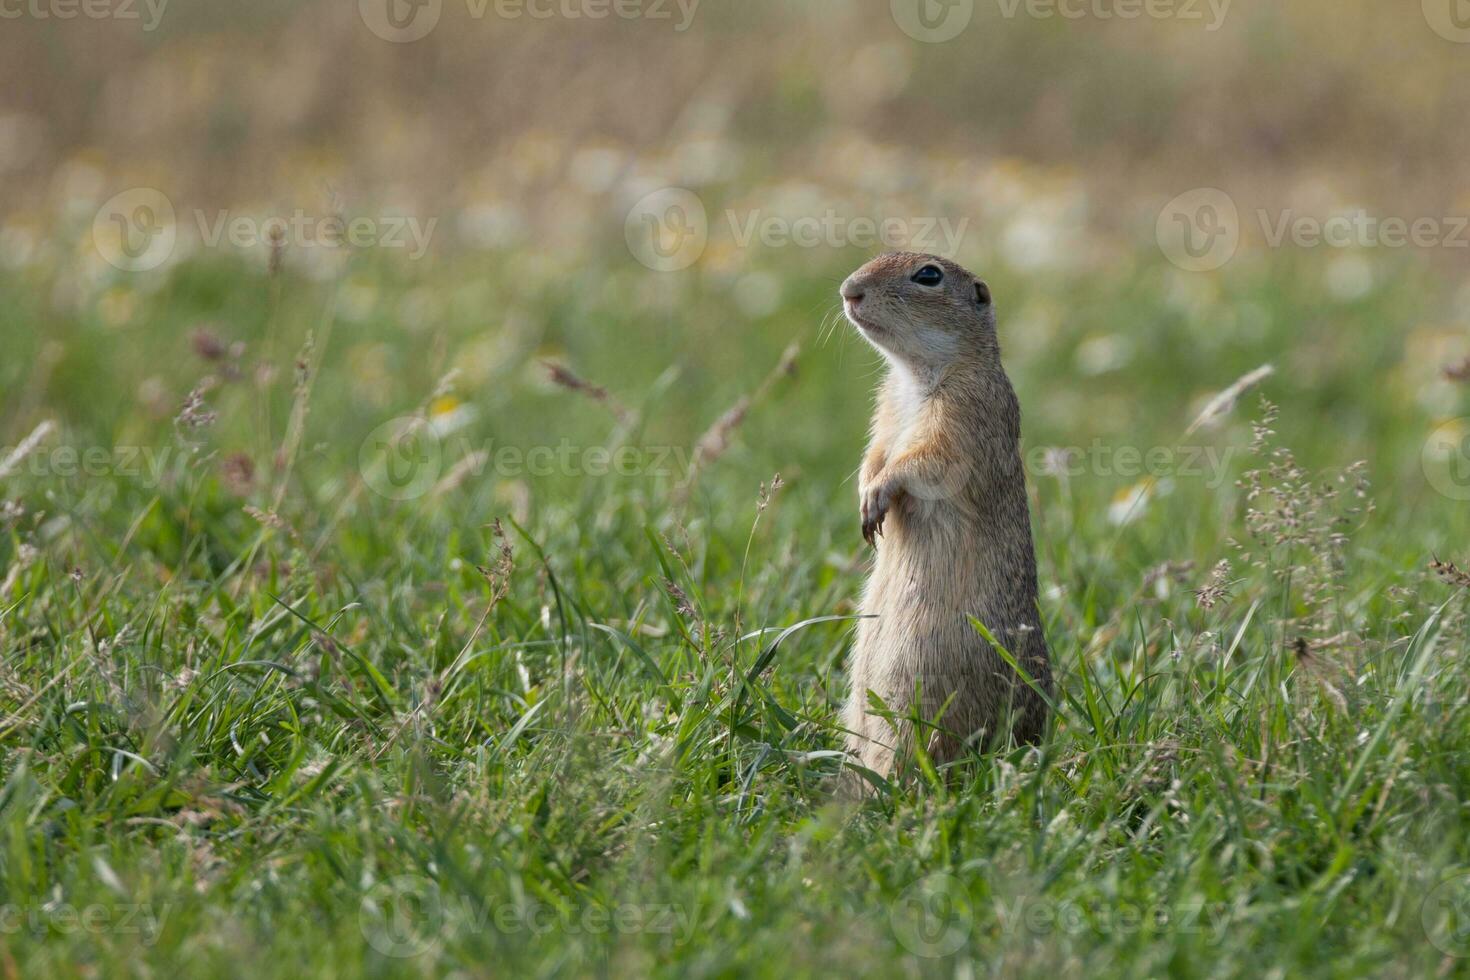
911 264 944 287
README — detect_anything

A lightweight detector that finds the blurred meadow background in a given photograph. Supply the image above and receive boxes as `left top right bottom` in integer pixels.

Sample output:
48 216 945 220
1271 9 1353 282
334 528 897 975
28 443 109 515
4 0 1470 975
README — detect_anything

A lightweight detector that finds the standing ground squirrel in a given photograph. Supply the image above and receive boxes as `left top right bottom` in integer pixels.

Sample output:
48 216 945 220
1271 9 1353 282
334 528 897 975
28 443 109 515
839 252 1052 781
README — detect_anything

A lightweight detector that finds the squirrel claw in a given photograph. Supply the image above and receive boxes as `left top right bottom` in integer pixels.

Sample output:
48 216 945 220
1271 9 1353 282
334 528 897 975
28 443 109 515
860 487 890 547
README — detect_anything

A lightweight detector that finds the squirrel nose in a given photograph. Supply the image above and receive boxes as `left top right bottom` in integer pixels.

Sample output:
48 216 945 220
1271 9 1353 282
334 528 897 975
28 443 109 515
841 277 865 303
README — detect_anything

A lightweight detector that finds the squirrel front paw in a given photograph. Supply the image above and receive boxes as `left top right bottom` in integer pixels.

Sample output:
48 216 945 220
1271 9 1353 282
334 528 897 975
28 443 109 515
860 481 896 546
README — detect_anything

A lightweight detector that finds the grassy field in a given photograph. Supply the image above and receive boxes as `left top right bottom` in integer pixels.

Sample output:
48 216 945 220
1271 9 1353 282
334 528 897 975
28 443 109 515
3 205 1470 979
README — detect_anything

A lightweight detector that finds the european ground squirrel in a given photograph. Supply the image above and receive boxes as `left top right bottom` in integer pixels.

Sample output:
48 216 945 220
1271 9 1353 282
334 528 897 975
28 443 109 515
840 252 1052 781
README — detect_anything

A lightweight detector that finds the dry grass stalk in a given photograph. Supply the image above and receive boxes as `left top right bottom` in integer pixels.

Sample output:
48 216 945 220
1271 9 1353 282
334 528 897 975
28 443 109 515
1235 397 1373 659
659 533 717 650
0 542 39 595
1195 559 1233 609
542 361 632 426
293 332 315 396
1430 557 1470 590
191 326 245 381
0 420 56 481
677 344 800 502
1184 364 1276 436
221 453 256 496
691 398 749 471
695 344 800 471
176 381 219 430
268 332 319 510
1291 636 1351 711
268 222 287 276
757 473 785 514
752 342 800 400
375 521 515 763
190 326 229 362
475 519 516 604
664 578 697 620
1110 363 1273 529
244 505 287 532
1143 559 1196 591
434 451 490 496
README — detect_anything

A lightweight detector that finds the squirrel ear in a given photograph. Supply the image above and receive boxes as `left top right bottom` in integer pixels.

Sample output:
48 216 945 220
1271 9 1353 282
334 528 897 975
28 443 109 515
975 281 991 307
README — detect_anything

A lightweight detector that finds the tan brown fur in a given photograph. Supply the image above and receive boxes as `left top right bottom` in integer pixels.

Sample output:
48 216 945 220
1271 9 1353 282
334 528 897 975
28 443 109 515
839 252 1052 782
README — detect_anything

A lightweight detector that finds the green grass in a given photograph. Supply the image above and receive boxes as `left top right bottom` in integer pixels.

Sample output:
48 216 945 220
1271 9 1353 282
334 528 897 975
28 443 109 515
2 234 1470 978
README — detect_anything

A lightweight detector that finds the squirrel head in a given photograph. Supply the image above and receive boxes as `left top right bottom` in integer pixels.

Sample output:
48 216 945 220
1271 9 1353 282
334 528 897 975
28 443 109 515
840 252 997 373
